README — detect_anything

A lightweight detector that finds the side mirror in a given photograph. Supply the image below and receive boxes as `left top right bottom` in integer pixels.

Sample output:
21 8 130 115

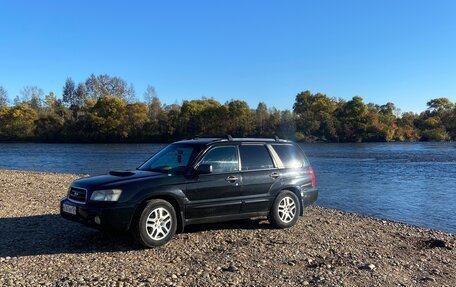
196 164 212 174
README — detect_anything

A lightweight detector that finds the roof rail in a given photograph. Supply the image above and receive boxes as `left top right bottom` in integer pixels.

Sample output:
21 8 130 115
193 134 233 140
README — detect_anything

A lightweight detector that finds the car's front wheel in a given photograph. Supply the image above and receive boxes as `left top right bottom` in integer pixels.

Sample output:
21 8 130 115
269 190 300 228
134 199 177 247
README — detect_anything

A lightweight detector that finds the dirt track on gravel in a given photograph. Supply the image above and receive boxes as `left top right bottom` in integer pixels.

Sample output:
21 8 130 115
0 170 455 286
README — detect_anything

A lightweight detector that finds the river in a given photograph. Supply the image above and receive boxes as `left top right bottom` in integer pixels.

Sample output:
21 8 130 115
0 142 455 233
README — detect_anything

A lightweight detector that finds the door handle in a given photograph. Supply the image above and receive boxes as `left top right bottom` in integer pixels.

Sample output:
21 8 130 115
225 175 239 183
270 172 280 179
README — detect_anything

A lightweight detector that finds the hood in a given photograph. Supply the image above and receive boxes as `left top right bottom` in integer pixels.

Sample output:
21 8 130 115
71 170 167 190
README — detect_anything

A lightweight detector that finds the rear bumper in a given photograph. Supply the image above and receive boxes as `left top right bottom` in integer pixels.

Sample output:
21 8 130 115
301 187 318 207
60 197 136 231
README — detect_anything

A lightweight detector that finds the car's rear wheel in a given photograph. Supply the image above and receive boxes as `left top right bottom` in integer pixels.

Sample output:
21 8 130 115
134 199 177 247
269 190 300 228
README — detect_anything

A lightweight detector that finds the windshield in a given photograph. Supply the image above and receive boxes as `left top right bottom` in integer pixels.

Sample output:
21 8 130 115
138 144 199 173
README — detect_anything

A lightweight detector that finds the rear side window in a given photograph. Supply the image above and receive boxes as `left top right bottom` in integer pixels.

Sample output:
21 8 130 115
239 145 274 171
272 144 306 168
199 146 239 173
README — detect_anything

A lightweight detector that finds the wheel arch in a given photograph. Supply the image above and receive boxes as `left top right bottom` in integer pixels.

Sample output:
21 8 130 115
131 192 186 233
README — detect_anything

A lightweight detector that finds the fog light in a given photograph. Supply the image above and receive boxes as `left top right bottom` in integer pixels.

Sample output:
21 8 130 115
94 216 101 225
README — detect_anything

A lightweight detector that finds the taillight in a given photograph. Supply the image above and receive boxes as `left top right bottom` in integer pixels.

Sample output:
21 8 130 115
309 166 316 187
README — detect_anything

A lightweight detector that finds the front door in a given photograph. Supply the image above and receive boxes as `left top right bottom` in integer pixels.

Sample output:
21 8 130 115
185 145 242 219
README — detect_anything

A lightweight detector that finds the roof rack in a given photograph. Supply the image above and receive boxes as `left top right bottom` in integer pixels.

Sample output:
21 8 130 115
192 135 284 142
193 134 233 140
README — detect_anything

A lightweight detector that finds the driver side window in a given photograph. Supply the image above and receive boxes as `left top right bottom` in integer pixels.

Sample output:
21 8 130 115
199 146 239 174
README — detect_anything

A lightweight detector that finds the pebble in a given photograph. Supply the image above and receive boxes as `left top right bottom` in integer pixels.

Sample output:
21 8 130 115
0 170 454 286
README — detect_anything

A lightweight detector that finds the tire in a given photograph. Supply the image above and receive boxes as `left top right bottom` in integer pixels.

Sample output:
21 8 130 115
268 190 300 229
133 199 177 247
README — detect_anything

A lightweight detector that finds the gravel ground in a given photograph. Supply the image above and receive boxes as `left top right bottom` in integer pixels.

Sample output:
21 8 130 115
0 169 454 287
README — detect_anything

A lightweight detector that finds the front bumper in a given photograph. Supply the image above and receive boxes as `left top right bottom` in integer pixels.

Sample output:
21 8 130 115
60 197 136 231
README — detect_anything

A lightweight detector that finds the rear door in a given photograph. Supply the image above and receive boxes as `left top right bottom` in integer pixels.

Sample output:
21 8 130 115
185 145 242 219
271 142 311 188
238 144 280 213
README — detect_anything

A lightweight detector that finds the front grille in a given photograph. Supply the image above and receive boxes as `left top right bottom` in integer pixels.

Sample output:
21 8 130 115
68 187 87 203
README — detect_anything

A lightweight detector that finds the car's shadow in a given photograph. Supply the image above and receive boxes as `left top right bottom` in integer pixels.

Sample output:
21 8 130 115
0 214 271 257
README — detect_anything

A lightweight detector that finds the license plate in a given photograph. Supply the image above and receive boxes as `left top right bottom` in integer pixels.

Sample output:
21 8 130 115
62 203 77 215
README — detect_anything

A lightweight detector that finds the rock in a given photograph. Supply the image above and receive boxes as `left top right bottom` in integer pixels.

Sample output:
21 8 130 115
222 265 238 272
420 276 436 282
424 239 446 249
360 263 376 270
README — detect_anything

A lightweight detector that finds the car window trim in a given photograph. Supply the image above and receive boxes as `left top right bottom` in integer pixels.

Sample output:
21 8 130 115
266 144 284 168
193 145 240 175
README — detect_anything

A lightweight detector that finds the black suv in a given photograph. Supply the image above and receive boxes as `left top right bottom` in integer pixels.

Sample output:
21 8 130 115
60 136 318 247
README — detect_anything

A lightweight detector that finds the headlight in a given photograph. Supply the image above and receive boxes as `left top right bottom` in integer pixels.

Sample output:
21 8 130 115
90 189 122 201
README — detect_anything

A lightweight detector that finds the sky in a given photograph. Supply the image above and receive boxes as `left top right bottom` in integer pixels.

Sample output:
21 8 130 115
0 0 455 113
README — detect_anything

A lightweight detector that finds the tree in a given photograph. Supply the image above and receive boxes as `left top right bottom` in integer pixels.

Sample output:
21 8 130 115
427 98 453 113
126 102 148 140
44 92 58 110
62 78 76 107
225 100 255 136
75 83 88 105
293 90 338 142
255 102 269 135
0 86 8 106
396 112 419 141
63 79 89 120
178 98 222 137
87 95 129 141
336 96 369 142
19 86 44 110
279 110 296 140
0 104 38 139
85 74 135 101
143 85 157 105
144 86 162 123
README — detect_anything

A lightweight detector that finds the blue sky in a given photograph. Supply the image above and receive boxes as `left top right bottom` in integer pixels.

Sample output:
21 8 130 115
0 0 455 112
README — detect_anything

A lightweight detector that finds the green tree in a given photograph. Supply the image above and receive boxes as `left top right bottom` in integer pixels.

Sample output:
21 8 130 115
178 98 222 137
396 112 419 141
336 96 369 142
224 100 255 136
266 108 281 136
293 90 338 141
86 95 129 141
126 102 148 140
427 98 454 113
1 104 38 139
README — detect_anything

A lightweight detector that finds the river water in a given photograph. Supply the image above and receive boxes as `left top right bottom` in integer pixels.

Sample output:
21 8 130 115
0 142 455 233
